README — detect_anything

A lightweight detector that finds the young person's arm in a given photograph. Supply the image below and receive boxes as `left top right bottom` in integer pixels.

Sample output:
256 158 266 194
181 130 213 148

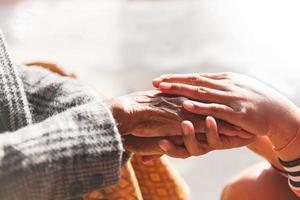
153 72 300 196
247 136 284 171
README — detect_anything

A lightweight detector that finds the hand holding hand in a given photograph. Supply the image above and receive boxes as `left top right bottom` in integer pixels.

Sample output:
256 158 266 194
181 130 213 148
153 72 300 151
104 90 250 139
124 116 254 163
159 116 255 159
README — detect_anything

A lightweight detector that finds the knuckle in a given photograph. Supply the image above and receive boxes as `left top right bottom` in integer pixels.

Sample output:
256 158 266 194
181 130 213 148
172 84 181 91
189 75 201 85
161 74 174 81
208 105 223 116
195 87 208 95
210 104 221 112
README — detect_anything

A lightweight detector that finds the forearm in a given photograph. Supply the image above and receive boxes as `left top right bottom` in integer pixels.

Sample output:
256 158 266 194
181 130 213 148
268 106 300 161
0 102 124 200
247 136 284 170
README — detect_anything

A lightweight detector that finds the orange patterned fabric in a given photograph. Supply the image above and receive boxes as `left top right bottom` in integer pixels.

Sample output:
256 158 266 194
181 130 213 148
27 62 190 200
84 155 189 200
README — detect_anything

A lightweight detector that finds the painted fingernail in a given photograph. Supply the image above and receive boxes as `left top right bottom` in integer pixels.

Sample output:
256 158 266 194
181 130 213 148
159 82 172 90
183 101 195 110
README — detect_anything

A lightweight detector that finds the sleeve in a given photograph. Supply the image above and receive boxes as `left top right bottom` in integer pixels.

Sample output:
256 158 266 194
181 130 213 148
17 65 103 123
279 158 300 197
0 101 124 200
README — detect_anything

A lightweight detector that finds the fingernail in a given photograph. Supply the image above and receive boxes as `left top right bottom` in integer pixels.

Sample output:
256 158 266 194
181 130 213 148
153 78 162 87
159 140 169 151
159 82 172 90
183 101 194 110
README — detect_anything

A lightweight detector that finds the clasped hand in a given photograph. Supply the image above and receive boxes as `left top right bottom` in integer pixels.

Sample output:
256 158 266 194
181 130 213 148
104 90 255 161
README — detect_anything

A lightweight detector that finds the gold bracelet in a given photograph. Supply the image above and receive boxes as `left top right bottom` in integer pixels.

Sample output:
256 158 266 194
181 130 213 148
274 128 300 152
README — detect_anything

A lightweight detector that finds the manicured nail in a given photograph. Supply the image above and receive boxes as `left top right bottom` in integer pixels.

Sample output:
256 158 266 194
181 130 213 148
183 101 195 110
159 82 172 90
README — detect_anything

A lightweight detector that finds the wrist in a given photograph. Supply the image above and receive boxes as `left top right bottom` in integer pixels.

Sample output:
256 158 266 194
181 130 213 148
268 107 300 160
104 98 132 135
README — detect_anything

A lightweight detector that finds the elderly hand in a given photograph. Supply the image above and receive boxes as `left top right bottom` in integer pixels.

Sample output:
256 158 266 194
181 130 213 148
153 72 300 150
126 116 255 163
104 91 252 139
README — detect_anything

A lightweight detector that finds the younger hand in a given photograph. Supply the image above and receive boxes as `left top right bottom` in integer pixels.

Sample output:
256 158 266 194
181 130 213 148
153 72 300 149
158 116 255 159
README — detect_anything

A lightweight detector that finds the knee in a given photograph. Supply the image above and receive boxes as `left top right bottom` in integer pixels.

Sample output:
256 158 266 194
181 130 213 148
221 180 246 200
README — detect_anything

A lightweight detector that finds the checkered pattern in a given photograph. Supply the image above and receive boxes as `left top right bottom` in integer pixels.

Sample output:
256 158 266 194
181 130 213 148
0 32 124 200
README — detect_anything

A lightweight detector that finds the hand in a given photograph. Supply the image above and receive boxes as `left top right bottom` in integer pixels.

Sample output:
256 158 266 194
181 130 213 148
159 117 255 159
127 116 254 163
153 72 300 149
104 90 252 139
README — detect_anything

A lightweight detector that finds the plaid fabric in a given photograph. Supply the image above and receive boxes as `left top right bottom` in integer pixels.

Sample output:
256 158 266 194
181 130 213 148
0 32 124 200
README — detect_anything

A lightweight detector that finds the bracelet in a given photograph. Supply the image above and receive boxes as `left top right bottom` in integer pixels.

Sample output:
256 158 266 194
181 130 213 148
274 128 300 152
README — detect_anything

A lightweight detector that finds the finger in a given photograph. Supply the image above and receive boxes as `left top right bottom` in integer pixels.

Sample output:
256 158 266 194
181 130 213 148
205 116 222 149
217 123 254 139
183 100 238 125
182 121 211 156
141 155 163 164
159 139 190 159
218 135 256 149
193 119 253 139
153 74 226 90
205 117 255 149
159 82 228 104
123 135 164 155
169 136 184 145
200 72 233 80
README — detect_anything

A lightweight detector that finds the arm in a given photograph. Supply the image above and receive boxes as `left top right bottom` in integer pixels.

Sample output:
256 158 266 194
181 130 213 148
247 136 284 171
153 72 300 196
0 101 124 200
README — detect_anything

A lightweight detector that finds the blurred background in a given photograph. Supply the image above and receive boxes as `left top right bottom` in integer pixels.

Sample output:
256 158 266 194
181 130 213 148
1 0 300 199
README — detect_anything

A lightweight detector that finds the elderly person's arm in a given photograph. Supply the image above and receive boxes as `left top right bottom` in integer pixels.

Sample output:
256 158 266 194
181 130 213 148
0 32 127 200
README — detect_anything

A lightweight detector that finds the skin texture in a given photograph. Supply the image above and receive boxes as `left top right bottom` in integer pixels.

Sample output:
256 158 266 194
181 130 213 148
153 72 300 161
105 91 254 158
221 162 299 200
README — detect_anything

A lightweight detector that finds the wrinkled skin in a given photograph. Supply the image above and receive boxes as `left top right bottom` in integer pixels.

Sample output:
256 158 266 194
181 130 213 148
110 91 250 137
